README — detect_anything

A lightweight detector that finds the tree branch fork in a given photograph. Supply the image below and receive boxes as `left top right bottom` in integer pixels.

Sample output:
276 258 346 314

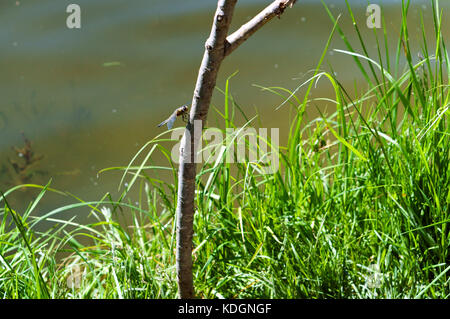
175 0 297 299
224 0 297 56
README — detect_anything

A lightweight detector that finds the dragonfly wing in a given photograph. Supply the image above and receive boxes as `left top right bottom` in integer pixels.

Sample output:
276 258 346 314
166 114 177 129
157 119 168 127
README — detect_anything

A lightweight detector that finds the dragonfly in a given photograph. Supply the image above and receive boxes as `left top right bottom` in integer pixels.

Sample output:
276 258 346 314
157 104 189 129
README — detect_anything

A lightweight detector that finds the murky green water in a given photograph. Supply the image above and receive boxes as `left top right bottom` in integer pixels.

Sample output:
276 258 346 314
0 0 448 216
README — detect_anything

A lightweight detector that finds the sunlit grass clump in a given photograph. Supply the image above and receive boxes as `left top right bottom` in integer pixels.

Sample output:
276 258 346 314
0 1 448 298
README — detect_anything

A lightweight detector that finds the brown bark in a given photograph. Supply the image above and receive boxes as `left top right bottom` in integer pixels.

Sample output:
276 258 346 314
175 0 297 299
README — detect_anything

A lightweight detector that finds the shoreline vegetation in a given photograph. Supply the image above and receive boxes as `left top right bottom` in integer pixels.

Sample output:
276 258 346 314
1 1 449 298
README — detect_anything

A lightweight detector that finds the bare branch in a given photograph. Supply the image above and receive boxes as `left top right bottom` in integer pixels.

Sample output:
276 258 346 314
176 0 237 299
225 0 297 56
175 0 296 299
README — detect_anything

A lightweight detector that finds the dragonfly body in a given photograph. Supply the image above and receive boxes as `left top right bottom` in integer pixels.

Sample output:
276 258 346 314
157 104 189 129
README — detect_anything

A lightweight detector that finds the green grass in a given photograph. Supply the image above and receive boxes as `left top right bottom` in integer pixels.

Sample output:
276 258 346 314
0 1 449 298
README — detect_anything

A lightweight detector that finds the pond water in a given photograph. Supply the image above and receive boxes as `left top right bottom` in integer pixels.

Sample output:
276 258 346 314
0 0 448 219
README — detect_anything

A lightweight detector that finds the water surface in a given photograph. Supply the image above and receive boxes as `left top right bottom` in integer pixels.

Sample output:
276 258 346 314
0 0 447 217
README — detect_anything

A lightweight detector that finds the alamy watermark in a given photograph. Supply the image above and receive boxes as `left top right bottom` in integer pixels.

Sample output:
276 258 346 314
366 4 381 29
365 263 383 289
64 4 382 33
66 264 83 289
66 4 81 29
170 121 280 174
